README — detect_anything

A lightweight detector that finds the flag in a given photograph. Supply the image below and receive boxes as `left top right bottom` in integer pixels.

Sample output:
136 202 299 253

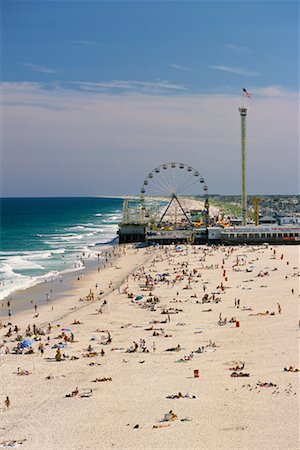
243 88 251 98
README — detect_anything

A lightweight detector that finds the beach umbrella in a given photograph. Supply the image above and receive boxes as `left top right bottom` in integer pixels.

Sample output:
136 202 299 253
21 339 33 348
52 343 66 349
135 295 144 301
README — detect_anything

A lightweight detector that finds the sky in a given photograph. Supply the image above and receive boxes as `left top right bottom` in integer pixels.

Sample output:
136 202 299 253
1 0 299 197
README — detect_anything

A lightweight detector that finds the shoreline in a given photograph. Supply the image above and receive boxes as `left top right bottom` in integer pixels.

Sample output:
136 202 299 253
0 240 122 318
0 244 152 327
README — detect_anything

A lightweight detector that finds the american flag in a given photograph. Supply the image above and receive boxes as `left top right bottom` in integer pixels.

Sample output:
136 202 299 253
243 88 251 98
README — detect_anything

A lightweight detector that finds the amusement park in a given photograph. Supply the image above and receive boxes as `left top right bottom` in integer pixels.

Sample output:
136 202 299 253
118 102 299 246
118 160 300 246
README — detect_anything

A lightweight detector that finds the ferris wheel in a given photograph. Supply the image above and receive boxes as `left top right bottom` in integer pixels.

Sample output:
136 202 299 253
140 162 209 226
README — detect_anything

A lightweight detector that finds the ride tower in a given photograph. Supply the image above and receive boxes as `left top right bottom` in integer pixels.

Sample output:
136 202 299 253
203 185 210 226
239 106 249 226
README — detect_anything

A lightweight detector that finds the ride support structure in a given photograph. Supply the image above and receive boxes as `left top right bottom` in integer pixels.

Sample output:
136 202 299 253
157 194 193 227
239 106 248 226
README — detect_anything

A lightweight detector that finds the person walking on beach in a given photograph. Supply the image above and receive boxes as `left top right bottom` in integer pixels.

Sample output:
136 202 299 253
38 343 44 356
4 396 10 410
277 303 282 315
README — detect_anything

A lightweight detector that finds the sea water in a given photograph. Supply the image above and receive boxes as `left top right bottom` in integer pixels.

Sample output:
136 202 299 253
0 197 123 301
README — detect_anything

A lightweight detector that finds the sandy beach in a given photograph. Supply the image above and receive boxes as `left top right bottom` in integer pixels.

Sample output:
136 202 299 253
0 243 299 450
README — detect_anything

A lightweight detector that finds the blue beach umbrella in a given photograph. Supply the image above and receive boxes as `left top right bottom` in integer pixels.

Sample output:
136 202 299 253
52 343 66 349
135 295 144 301
21 339 33 348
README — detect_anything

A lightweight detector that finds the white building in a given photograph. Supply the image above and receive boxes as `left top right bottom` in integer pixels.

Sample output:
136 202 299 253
278 217 300 225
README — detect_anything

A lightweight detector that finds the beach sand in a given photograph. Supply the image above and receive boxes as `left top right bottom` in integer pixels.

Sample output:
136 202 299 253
0 243 299 450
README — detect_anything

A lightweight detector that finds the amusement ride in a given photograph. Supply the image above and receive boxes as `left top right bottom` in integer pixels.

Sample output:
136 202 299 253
139 162 210 228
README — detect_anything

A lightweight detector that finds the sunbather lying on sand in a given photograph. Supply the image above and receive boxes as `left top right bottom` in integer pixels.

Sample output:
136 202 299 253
284 366 299 372
120 323 132 329
0 439 27 447
24 348 34 354
17 367 31 376
176 353 193 362
66 387 79 397
83 352 98 357
257 381 277 387
231 371 250 377
165 344 181 352
153 424 171 429
194 346 205 353
80 389 93 398
92 377 112 382
163 410 178 421
208 340 218 348
249 311 275 316
126 341 139 353
228 362 245 371
167 392 184 399
166 392 197 399
228 317 237 323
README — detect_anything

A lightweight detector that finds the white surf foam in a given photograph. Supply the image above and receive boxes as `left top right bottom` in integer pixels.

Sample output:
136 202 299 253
6 256 45 271
0 268 62 301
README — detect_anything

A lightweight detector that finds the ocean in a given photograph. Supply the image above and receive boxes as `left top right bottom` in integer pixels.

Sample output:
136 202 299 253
0 197 123 301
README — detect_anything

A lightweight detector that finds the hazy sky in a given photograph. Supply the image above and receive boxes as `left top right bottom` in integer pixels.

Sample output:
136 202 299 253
1 0 299 197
